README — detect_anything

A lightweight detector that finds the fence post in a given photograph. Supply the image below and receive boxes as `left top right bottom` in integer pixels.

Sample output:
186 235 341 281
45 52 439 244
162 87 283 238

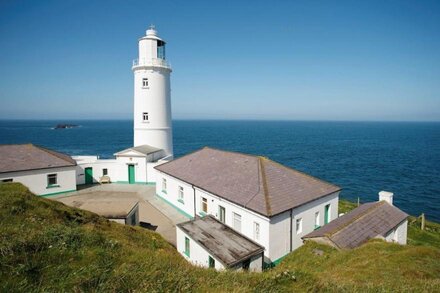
357 197 360 207
421 213 425 231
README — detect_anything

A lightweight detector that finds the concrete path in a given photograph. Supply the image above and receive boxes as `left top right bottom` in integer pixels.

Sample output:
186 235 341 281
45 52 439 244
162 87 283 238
52 184 189 246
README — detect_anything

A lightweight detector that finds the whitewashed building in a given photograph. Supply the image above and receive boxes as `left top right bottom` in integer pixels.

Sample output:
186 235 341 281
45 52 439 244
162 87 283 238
0 144 77 196
303 191 408 249
73 26 173 185
155 147 341 266
177 215 264 271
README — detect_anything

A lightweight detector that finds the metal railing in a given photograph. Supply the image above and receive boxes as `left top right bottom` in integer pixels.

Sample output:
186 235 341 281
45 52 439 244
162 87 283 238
132 58 171 69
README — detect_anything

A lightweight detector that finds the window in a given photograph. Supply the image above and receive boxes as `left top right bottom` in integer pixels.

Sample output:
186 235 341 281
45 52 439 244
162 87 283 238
218 206 225 223
178 186 184 203
47 174 57 186
315 212 320 229
324 204 331 225
102 168 108 176
142 78 148 87
253 222 260 241
162 178 167 193
233 212 242 232
201 197 208 213
296 218 302 234
143 112 149 122
184 237 190 257
209 256 215 268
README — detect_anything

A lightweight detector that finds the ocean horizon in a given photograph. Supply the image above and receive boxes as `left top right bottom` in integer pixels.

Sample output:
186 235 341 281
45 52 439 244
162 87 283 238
1 119 439 222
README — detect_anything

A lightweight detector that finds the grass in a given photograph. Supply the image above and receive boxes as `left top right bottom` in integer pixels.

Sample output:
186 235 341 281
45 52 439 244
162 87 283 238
1 183 439 292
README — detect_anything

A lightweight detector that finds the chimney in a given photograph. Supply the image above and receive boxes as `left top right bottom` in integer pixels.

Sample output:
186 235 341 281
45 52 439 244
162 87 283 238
379 191 393 205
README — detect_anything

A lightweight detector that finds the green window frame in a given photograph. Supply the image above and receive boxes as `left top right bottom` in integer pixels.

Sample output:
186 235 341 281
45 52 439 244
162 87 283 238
209 256 215 268
184 237 190 257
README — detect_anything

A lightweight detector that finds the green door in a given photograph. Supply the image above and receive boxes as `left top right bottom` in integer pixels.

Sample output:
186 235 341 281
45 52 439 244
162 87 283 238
209 256 215 268
85 167 93 184
324 204 330 225
128 165 135 184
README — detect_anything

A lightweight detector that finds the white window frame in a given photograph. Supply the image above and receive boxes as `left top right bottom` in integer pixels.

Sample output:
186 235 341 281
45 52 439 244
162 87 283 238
201 197 208 213
233 212 242 232
178 186 184 203
296 218 302 234
253 222 260 241
47 173 57 186
315 211 320 229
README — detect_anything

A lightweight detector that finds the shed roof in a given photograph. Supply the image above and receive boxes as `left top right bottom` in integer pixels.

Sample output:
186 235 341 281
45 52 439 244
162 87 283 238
177 215 264 267
115 144 162 156
303 201 408 249
0 144 76 174
73 199 139 219
155 147 341 217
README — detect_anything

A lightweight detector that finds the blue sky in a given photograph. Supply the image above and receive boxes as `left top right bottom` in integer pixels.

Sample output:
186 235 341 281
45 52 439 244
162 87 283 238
0 0 439 121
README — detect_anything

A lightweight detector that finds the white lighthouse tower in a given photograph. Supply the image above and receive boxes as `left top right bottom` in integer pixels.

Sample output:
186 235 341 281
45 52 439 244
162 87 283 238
132 26 173 157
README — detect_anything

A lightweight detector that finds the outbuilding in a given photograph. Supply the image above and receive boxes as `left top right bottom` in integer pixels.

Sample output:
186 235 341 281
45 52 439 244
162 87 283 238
67 199 140 226
0 144 77 196
302 191 408 249
176 215 264 271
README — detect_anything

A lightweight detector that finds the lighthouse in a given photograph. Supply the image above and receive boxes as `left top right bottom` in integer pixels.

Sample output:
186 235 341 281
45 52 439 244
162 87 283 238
132 26 173 157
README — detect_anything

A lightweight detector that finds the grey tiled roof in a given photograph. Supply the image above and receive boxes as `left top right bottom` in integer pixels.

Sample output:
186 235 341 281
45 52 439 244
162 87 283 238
115 144 162 156
303 201 408 249
177 215 264 267
155 147 341 217
0 144 76 174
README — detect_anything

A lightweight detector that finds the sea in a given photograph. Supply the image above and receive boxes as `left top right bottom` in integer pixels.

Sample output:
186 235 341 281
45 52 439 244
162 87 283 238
1 120 439 222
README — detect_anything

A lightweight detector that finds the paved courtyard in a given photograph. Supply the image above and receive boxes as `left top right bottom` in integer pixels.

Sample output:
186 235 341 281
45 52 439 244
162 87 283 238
53 184 189 246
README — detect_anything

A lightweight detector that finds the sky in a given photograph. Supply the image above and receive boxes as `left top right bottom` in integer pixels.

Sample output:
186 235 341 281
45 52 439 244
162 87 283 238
0 0 439 121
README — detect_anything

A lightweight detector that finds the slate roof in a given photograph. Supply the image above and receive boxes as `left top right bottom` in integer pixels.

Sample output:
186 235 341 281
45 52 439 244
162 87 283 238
303 201 408 249
0 144 76 174
115 144 162 156
155 147 341 217
177 215 264 267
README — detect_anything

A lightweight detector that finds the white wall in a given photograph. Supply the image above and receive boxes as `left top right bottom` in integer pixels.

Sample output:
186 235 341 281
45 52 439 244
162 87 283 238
290 192 339 252
156 171 195 218
0 166 76 196
176 226 225 270
75 156 149 185
384 219 408 245
176 226 262 271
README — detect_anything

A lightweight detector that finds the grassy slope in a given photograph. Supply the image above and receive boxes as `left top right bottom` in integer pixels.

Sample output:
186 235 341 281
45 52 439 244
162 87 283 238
1 184 439 292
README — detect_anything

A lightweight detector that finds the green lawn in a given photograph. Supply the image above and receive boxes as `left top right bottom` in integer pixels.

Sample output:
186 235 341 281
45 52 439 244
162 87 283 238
1 183 439 292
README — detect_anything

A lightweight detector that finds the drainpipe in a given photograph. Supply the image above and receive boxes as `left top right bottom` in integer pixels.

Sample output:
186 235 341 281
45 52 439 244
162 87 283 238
290 209 293 252
192 185 196 219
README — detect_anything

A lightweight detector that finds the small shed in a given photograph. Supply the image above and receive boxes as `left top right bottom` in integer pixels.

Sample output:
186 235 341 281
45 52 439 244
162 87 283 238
176 215 265 271
78 200 140 226
302 194 408 249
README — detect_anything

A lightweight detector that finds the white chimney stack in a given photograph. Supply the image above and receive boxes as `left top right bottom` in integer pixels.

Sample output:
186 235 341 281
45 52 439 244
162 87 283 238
379 191 394 205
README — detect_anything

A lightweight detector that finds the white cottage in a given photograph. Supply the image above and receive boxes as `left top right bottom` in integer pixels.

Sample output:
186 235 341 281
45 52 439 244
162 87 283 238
0 144 77 196
155 147 341 266
303 191 408 249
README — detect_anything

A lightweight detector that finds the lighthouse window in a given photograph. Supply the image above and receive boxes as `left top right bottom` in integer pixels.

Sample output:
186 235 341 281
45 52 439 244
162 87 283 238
157 40 166 59
143 112 149 122
142 78 149 88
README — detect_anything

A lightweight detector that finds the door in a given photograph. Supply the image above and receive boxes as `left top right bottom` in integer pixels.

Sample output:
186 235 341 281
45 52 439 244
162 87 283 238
324 204 330 225
219 206 225 223
208 256 215 268
85 167 93 184
128 165 135 184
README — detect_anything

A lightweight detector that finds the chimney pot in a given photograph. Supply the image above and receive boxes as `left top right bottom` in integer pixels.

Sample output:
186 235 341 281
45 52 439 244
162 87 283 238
379 191 393 205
